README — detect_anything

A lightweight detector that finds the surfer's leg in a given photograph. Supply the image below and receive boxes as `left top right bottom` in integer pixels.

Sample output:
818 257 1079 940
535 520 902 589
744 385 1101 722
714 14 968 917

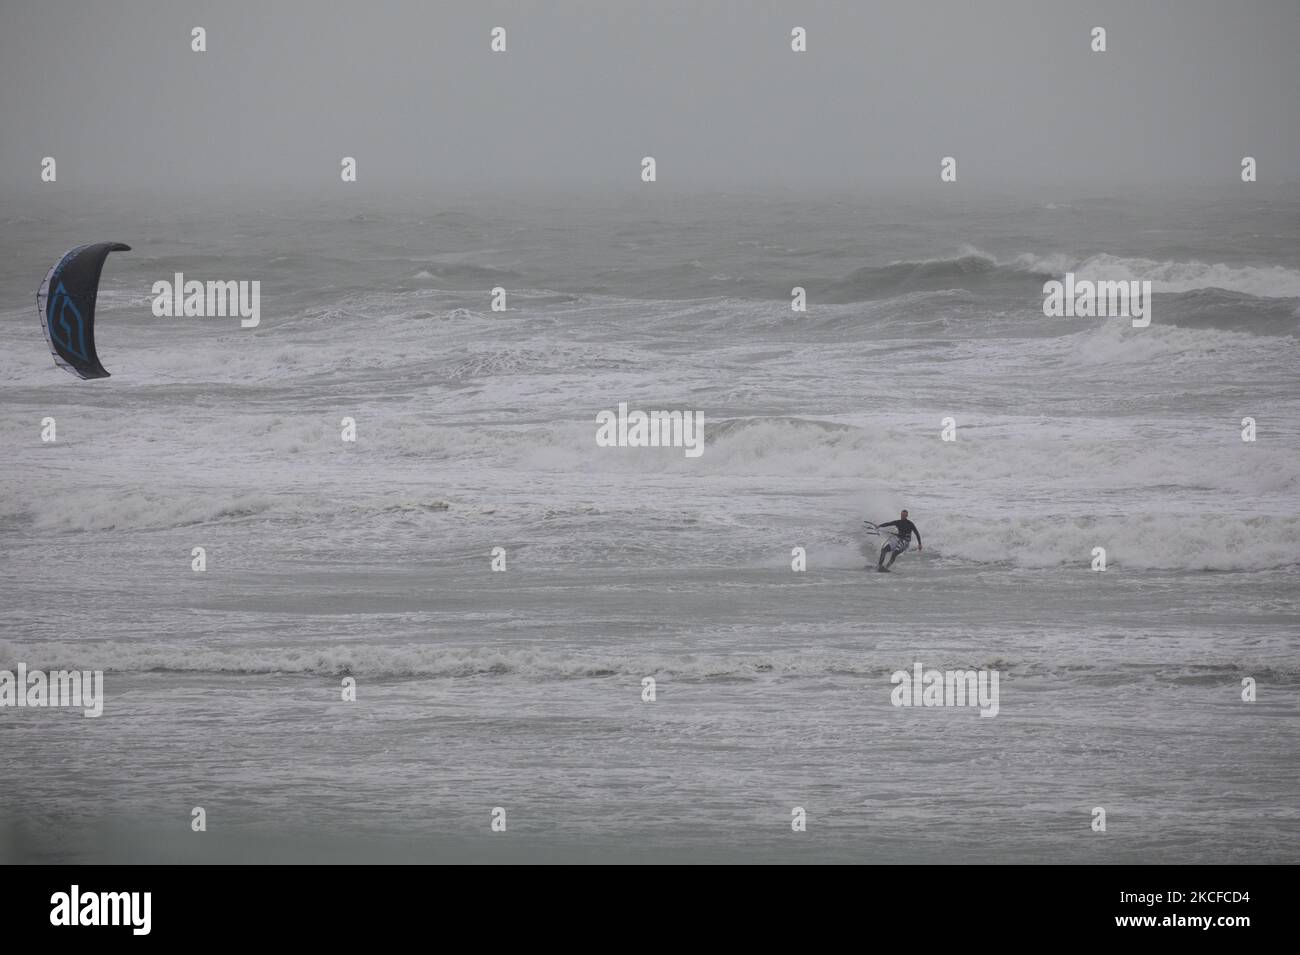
877 544 889 570
886 549 899 568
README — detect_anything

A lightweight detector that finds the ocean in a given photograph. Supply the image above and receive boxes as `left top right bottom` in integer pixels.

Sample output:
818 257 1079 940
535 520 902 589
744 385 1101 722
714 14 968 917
1 185 1297 862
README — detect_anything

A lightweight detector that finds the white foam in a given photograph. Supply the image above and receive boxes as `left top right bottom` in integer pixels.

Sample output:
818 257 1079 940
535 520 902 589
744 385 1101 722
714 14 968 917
1073 254 1300 298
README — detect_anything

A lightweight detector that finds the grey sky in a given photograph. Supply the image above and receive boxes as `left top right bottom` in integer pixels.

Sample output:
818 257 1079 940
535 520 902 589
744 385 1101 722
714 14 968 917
2 0 1297 193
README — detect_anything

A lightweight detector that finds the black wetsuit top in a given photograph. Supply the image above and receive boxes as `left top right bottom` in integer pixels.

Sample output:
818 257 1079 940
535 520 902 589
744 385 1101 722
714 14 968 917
878 519 921 546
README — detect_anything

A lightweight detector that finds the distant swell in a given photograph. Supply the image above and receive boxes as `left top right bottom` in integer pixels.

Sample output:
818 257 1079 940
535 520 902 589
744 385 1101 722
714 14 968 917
823 248 1053 302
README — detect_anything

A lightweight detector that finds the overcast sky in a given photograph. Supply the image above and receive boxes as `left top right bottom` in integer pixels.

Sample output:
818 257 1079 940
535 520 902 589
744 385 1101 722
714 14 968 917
2 0 1297 194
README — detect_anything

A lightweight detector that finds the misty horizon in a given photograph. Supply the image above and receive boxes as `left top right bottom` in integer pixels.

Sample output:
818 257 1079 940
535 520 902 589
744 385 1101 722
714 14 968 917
3 0 1298 195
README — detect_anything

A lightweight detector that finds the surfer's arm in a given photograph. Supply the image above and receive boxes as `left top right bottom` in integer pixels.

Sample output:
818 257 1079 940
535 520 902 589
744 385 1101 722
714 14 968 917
877 521 898 530
915 528 922 550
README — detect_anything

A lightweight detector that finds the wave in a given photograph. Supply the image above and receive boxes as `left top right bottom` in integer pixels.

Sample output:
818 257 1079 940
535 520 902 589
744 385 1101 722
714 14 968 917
695 415 1295 487
934 513 1300 571
1062 316 1291 364
411 262 520 287
1072 254 1300 298
0 488 279 533
819 248 1300 307
1107 285 1300 337
5 412 1297 565
1156 288 1300 335
823 248 1054 302
3 639 1293 684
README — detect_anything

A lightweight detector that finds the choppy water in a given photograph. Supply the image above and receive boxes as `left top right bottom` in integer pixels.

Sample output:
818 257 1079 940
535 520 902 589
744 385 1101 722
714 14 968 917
1 186 1297 862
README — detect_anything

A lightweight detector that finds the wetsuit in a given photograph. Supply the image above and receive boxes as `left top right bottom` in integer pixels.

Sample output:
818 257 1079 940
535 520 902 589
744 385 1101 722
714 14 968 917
876 519 921 569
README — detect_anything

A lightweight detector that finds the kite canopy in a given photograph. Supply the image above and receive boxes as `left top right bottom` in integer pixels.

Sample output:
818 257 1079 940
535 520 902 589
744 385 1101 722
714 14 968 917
36 242 131 379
